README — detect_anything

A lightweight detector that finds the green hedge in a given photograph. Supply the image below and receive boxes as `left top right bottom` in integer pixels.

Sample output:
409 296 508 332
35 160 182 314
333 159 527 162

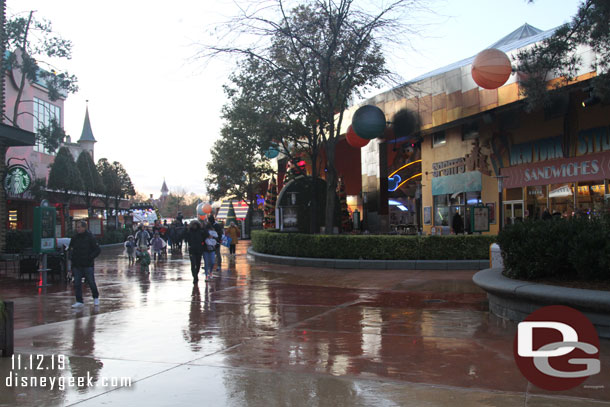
251 230 496 260
498 217 610 281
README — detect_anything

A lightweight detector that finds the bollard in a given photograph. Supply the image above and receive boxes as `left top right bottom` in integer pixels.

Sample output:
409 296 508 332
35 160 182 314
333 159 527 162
489 243 503 269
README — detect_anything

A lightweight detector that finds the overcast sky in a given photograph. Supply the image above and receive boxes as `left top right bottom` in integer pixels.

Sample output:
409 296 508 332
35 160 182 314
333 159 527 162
11 0 581 198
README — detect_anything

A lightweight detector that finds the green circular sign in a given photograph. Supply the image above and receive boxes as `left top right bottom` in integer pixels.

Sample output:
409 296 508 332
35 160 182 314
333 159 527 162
4 165 32 195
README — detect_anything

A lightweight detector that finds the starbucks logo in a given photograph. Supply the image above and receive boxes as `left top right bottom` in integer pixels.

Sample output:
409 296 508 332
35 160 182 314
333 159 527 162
4 165 32 195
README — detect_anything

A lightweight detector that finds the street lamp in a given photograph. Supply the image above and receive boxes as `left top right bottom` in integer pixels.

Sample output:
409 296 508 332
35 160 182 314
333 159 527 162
494 175 508 232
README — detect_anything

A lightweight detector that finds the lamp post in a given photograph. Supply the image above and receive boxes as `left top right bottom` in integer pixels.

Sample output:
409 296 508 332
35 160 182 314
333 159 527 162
494 175 508 232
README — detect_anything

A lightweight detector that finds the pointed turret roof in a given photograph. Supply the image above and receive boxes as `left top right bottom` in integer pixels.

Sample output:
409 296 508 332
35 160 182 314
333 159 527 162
79 106 97 143
161 179 169 194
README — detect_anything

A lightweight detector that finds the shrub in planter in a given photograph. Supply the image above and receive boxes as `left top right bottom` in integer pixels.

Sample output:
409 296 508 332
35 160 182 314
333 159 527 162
498 218 610 281
251 230 495 260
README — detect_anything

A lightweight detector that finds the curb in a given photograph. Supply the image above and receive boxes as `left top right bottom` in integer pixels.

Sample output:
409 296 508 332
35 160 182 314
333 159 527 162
247 247 489 270
473 268 610 338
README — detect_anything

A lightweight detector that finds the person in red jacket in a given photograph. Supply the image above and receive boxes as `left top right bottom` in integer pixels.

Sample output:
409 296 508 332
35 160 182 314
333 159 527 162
68 220 101 308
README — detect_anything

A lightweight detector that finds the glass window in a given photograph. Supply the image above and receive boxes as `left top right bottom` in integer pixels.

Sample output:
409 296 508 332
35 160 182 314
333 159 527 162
506 187 523 201
432 132 446 148
434 194 449 226
549 183 574 217
32 97 61 155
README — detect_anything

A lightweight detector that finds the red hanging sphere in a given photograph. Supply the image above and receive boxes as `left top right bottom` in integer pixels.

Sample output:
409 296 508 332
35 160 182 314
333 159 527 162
471 48 512 89
346 125 370 148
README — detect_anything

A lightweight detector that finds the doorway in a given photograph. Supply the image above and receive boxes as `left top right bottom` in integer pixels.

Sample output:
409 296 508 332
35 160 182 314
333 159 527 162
504 200 524 226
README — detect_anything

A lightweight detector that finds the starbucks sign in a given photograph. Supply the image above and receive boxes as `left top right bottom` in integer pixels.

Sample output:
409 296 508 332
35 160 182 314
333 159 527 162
4 165 32 195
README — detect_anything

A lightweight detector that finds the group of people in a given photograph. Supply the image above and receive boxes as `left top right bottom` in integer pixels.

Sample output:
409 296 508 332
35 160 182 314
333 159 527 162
67 214 241 308
186 215 240 284
123 214 240 283
123 221 168 273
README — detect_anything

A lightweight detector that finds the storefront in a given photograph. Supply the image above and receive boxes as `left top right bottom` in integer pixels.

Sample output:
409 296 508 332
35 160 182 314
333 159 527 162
501 130 610 221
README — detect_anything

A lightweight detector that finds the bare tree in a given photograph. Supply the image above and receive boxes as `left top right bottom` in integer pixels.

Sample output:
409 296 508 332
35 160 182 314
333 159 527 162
197 0 431 233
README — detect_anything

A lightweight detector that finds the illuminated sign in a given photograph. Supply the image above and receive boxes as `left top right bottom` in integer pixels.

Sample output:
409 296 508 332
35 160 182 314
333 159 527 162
4 165 31 195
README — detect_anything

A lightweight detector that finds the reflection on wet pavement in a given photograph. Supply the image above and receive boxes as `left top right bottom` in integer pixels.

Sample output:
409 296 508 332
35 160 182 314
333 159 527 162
0 242 608 406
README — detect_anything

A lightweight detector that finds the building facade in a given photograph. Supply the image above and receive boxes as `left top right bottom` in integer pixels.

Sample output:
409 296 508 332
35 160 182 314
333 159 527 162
338 23 609 235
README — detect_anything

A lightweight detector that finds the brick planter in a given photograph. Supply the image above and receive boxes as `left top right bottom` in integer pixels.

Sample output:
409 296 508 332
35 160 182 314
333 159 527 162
0 301 14 357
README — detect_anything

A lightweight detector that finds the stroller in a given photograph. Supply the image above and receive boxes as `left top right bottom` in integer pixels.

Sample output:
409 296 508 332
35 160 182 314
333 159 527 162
136 247 151 273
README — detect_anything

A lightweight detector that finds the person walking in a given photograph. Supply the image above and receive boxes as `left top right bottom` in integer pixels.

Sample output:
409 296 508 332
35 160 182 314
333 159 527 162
151 231 165 261
452 211 464 235
124 235 135 265
186 220 205 284
68 220 101 308
135 224 151 251
208 215 223 272
226 221 240 257
203 223 218 282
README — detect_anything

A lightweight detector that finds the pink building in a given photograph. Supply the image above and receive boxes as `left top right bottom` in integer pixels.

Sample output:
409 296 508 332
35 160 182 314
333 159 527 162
3 55 99 233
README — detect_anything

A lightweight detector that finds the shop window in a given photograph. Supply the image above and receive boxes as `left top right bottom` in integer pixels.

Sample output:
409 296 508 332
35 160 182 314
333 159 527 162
465 192 481 205
506 187 523 201
575 181 606 217
526 185 547 219
433 195 449 226
8 210 17 230
432 131 446 148
549 183 574 217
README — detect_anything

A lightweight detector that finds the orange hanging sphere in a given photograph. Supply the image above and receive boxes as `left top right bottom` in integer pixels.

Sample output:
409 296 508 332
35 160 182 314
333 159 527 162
203 203 212 214
346 125 370 148
471 48 512 89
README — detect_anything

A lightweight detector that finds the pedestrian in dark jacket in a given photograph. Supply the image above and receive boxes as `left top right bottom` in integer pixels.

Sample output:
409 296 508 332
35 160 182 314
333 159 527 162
452 211 464 235
68 220 101 308
186 220 205 284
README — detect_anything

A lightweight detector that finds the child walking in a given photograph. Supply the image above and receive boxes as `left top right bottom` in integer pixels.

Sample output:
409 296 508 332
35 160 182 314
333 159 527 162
151 231 165 261
124 235 136 264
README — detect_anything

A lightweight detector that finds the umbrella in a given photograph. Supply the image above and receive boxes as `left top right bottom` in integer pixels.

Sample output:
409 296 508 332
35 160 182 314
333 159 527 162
263 177 277 229
337 176 350 232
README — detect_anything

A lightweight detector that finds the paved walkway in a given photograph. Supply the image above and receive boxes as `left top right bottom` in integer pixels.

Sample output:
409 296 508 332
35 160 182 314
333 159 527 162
0 242 608 406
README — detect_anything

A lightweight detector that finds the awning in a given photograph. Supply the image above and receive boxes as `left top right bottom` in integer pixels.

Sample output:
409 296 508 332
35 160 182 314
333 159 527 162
216 200 249 221
431 171 482 196
0 123 35 146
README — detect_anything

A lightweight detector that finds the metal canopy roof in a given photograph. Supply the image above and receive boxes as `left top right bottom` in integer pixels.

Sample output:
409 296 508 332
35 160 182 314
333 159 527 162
0 123 35 146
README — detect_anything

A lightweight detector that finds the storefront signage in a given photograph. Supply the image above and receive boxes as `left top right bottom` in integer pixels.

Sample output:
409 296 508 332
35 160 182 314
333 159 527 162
432 158 465 177
501 150 610 189
470 205 490 233
4 165 31 195
510 136 563 166
33 206 56 254
577 126 610 156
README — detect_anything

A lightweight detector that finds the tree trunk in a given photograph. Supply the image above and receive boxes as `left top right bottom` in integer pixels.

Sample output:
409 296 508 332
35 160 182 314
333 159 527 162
63 200 71 236
12 12 34 127
324 144 337 235
309 152 318 234
0 144 7 252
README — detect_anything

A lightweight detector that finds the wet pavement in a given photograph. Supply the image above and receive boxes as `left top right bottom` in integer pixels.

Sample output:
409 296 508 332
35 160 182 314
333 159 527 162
1 242 609 406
